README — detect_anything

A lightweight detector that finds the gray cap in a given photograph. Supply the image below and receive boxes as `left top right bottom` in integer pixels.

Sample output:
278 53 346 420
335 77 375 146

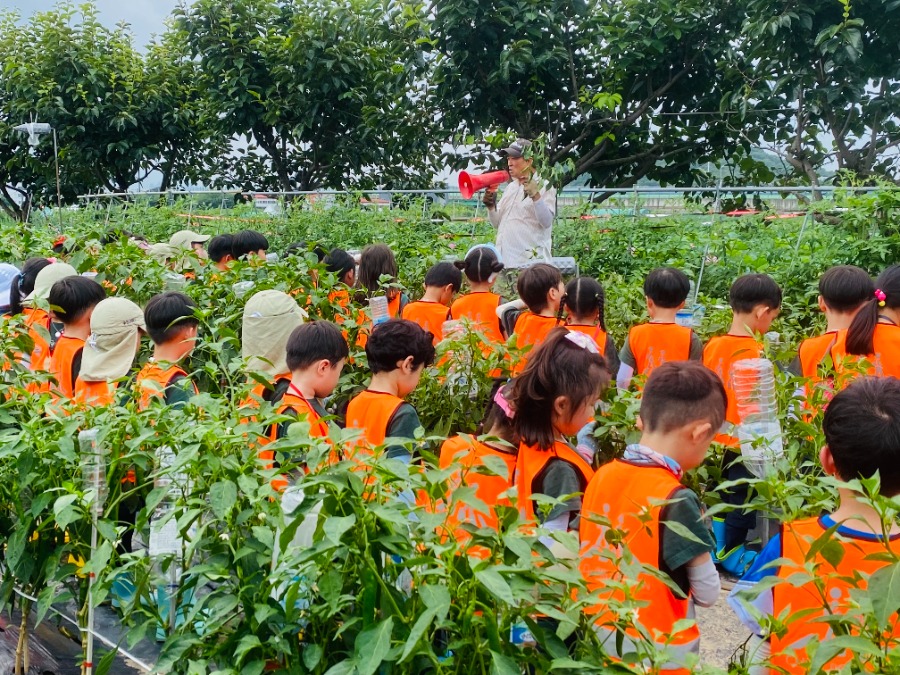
499 138 532 159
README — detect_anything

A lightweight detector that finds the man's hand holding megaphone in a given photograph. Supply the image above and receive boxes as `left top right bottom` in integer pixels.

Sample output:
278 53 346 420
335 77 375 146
483 187 498 209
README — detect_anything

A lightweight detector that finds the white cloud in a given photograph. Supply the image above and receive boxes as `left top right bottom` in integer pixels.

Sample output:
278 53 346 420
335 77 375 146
6 0 179 48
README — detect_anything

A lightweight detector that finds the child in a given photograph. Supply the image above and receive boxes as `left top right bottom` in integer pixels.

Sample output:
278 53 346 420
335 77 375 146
617 267 703 389
241 290 307 401
438 382 518 541
789 265 872 388
168 230 210 259
345 319 435 464
44 276 106 398
450 244 505 342
0 263 18 315
511 328 608 531
322 248 356 325
135 292 200 408
401 262 462 343
580 361 726 672
507 263 565 374
356 244 409 318
728 377 900 674
563 276 620 376
74 297 146 406
232 229 269 261
24 262 78 371
830 264 900 380
207 234 235 272
703 273 782 573
7 258 52 369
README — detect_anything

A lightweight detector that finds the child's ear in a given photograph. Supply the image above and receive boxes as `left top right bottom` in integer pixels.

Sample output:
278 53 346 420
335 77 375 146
635 414 644 431
316 359 332 375
552 394 571 419
820 445 839 477
817 295 827 313
400 355 416 373
689 421 714 444
677 300 686 310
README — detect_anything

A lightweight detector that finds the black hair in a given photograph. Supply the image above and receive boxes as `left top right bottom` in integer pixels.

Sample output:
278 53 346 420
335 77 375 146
640 361 727 434
823 376 900 495
9 258 51 316
232 230 270 258
47 276 106 323
510 327 609 450
323 248 356 283
424 262 463 293
516 263 563 314
454 247 504 284
729 274 782 314
819 266 874 313
286 321 350 371
144 291 199 345
357 244 398 297
644 267 691 308
286 241 328 262
365 319 435 374
846 265 900 356
207 234 234 263
564 277 606 329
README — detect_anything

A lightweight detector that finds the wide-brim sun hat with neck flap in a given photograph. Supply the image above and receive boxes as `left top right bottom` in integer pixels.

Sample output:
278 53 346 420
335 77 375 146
79 297 147 382
24 262 78 304
241 290 308 379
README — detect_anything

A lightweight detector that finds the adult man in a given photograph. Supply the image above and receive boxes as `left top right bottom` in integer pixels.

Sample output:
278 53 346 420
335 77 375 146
484 138 557 270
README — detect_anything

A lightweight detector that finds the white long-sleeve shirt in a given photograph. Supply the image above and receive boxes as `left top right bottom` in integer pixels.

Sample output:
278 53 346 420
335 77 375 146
488 179 556 269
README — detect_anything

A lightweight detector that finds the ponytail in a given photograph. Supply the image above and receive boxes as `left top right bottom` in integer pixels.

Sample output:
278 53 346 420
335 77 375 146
563 277 605 329
846 265 900 356
458 245 505 284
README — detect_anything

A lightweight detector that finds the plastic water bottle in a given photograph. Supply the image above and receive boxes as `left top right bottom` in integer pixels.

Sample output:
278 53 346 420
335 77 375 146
265 252 279 263
79 428 107 517
675 309 694 327
232 280 255 298
733 358 784 477
369 296 390 326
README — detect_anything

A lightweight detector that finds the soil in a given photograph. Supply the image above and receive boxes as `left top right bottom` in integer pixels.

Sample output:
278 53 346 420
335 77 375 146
698 577 750 671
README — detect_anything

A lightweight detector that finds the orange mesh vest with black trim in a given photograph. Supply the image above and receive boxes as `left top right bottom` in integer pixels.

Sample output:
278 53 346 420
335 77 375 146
515 440 594 522
512 313 559 374
354 295 402 350
402 300 450 343
830 323 900 383
703 334 762 446
798 332 838 379
345 390 405 460
73 378 116 406
439 435 516 538
451 293 503 342
771 517 900 674
135 362 196 410
263 388 330 490
566 324 608 353
580 459 699 668
628 322 693 375
47 334 84 399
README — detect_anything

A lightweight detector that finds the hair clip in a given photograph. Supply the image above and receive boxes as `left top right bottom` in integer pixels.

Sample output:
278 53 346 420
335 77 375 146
564 330 600 354
493 387 515 419
875 289 887 307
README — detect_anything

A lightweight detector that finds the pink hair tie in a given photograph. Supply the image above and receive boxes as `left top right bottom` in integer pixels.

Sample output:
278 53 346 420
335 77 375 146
493 387 515 419
875 289 887 307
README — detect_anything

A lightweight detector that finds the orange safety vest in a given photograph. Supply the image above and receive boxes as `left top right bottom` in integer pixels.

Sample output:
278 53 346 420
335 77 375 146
328 287 352 325
830 322 900 382
73 378 117 406
344 390 406 459
770 517 900 674
703 334 762 446
401 300 451 343
46 334 84 399
264 386 330 490
580 459 698 673
628 322 693 376
451 293 504 342
797 332 838 411
511 313 560 374
566 323 608 353
23 307 51 371
438 435 517 541
135 362 197 410
515 440 594 523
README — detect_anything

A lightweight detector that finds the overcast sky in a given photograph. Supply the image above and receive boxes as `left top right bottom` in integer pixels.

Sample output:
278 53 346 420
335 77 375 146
5 0 180 48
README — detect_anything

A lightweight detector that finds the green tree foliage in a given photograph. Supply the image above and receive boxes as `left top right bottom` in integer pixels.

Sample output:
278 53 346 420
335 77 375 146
174 0 438 193
725 0 900 189
430 0 745 190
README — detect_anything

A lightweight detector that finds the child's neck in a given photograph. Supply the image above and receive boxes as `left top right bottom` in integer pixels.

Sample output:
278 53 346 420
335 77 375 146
467 281 493 293
421 288 446 304
62 319 91 341
824 309 856 333
368 372 404 398
568 314 598 327
728 314 759 337
290 370 318 399
635 432 685 466
649 307 678 323
535 305 559 319
832 487 900 535
153 343 189 364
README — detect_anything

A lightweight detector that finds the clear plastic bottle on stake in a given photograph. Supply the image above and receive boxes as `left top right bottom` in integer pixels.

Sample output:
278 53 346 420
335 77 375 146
79 428 107 516
733 358 784 478
368 296 390 326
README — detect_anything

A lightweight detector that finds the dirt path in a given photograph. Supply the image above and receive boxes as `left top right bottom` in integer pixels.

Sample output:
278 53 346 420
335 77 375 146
698 579 749 670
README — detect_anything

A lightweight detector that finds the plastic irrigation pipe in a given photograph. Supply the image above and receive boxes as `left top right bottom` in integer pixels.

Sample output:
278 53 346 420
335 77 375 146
10 585 154 673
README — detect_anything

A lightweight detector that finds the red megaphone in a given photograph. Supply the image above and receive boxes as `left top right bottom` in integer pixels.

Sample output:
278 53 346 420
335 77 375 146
458 170 511 199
